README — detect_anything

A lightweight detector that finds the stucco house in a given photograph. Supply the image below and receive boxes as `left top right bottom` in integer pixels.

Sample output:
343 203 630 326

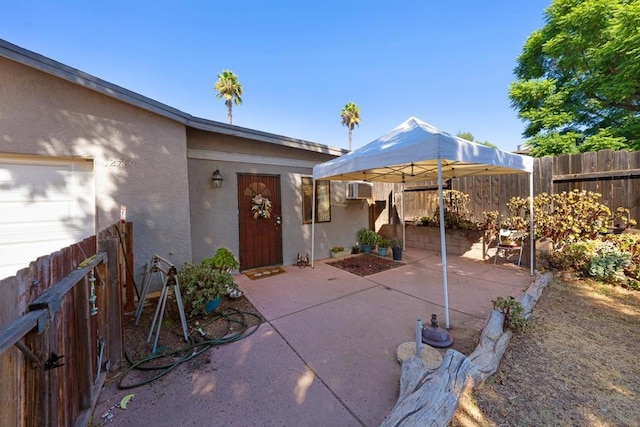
0 39 370 282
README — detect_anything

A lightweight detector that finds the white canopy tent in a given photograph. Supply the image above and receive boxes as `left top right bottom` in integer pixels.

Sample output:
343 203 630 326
312 117 534 329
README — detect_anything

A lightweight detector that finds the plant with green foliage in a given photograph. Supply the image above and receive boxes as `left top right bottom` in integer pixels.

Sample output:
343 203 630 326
493 296 527 332
432 190 481 230
588 240 632 283
341 102 360 151
605 233 640 285
545 240 595 272
178 249 239 318
214 70 243 124
377 237 390 248
456 131 497 148
529 190 611 249
390 238 403 249
357 227 379 247
204 247 240 273
509 0 640 157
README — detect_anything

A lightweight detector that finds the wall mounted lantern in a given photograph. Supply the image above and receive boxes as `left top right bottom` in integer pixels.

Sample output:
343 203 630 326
211 169 224 188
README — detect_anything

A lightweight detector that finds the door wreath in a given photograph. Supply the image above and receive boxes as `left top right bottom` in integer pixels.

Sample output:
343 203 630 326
251 194 272 219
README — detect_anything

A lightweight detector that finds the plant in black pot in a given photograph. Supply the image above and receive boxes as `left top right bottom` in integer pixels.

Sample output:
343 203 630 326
390 238 403 261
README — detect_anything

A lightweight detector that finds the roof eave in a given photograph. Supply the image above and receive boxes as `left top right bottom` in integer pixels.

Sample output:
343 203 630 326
0 38 347 157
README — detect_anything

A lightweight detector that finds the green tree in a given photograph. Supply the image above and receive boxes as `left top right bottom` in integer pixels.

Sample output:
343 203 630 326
341 102 360 151
214 70 243 124
509 0 640 157
456 131 497 149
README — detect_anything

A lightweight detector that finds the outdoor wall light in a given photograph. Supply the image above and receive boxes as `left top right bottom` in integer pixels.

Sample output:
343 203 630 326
211 169 224 188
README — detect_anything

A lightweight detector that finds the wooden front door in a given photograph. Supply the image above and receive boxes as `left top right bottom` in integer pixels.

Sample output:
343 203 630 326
238 174 283 270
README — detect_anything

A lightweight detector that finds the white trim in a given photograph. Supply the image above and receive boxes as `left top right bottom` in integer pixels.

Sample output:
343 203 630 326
187 149 318 168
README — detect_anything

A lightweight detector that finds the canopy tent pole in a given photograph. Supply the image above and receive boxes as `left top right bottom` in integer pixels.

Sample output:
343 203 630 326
402 183 406 250
437 159 450 329
529 172 534 276
311 179 316 268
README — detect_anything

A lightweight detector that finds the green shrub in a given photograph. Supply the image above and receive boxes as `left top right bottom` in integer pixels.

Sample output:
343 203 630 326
532 190 610 249
178 249 239 317
357 227 379 246
432 190 482 230
587 240 631 283
546 241 594 272
492 296 527 332
377 237 390 248
201 247 240 273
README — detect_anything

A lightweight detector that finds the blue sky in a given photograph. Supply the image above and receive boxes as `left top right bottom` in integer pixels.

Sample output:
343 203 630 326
1 1 550 152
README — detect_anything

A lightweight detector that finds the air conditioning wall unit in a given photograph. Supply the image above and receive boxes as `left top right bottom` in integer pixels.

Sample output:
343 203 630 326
345 181 373 200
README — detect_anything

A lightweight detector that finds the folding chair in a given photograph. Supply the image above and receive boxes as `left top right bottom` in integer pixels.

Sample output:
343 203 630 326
493 229 525 266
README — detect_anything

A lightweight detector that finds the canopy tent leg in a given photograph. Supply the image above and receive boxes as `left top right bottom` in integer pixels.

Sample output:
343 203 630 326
437 159 450 329
402 183 406 249
311 179 316 268
529 172 534 276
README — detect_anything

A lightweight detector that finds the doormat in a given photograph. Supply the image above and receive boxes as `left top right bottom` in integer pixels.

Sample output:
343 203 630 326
244 266 287 280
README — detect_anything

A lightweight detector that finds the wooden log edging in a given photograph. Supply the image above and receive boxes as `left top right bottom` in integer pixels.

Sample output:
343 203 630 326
382 271 554 426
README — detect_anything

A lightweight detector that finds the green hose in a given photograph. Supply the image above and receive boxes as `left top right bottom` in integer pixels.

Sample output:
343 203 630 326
118 308 262 389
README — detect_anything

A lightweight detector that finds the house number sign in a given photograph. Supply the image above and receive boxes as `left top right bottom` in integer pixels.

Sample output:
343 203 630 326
104 159 136 167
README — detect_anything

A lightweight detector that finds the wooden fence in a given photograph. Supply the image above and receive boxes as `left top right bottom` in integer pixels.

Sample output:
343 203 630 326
399 149 640 227
0 222 133 426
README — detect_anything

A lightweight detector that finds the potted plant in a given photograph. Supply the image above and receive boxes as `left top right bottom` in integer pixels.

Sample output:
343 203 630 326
357 227 378 253
390 238 403 261
207 247 242 297
351 244 360 255
178 248 239 318
377 236 390 256
330 246 351 258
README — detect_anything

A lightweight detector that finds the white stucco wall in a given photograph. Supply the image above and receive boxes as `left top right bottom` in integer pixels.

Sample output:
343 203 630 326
0 56 192 279
187 130 369 268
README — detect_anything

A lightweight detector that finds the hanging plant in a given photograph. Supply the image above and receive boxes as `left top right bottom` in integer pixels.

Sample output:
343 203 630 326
251 194 272 219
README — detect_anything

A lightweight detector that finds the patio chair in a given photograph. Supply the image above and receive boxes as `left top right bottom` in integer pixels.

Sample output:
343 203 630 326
493 229 525 267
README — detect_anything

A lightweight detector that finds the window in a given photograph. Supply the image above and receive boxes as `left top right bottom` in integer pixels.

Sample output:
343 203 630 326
302 177 331 223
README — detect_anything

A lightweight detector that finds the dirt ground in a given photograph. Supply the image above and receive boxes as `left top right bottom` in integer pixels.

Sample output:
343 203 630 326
326 253 403 276
105 292 265 391
453 277 640 427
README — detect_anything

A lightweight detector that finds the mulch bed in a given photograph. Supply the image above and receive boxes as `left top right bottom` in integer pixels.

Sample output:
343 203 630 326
326 253 403 276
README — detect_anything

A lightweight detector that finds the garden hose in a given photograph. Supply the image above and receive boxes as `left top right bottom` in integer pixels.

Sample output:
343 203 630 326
118 308 262 389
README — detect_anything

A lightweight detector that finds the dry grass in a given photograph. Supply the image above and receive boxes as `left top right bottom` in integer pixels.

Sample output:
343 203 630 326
453 277 640 426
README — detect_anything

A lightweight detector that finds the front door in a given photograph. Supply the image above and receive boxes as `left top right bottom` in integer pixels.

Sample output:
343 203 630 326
237 174 283 270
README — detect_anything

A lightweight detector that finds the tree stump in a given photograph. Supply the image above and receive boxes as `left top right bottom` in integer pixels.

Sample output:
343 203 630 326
382 271 553 426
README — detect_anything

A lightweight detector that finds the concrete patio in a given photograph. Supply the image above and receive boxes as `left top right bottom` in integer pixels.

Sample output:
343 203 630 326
93 249 534 426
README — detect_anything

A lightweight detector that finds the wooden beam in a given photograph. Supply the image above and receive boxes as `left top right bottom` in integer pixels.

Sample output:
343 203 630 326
553 168 640 183
28 253 106 316
0 309 48 357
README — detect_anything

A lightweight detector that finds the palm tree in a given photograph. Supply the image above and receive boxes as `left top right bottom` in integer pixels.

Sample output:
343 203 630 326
214 70 243 124
340 102 360 151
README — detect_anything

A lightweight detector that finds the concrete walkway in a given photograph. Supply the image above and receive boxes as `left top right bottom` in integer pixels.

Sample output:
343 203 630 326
93 249 533 426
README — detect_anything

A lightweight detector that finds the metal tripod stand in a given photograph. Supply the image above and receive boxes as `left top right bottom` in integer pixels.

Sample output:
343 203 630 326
135 255 189 353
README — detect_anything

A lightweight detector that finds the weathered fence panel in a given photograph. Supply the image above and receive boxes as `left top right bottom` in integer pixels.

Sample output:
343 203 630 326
0 221 130 426
398 150 640 227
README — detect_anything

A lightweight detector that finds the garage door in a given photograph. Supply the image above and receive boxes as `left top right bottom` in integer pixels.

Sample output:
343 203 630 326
0 155 95 280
